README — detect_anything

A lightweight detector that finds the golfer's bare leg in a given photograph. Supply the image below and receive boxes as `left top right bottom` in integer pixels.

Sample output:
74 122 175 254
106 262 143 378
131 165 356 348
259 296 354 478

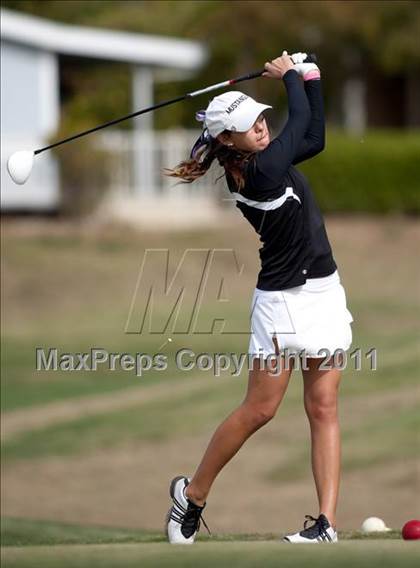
302 357 342 529
186 347 292 506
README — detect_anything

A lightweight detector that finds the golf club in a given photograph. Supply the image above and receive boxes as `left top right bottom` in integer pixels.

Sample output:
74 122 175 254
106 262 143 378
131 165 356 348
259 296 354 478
7 53 317 185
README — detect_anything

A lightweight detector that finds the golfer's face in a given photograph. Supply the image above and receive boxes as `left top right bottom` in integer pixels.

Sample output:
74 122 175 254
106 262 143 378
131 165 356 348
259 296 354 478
230 114 270 152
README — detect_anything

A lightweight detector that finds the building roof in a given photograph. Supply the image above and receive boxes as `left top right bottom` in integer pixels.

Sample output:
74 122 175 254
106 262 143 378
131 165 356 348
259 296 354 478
0 8 207 70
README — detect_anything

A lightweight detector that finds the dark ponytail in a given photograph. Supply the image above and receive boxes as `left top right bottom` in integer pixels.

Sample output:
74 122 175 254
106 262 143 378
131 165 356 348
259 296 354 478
165 129 255 191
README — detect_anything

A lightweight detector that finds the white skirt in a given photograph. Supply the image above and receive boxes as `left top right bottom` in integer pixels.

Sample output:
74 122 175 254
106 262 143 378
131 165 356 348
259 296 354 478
248 270 353 359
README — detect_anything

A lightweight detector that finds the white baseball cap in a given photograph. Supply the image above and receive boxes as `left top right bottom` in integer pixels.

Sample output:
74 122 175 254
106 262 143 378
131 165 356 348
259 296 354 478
204 91 272 138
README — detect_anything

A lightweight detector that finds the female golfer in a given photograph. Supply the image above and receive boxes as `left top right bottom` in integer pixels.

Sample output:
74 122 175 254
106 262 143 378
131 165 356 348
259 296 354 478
165 51 353 544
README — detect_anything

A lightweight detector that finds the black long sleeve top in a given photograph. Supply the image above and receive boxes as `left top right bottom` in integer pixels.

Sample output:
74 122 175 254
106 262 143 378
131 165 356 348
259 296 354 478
226 69 337 291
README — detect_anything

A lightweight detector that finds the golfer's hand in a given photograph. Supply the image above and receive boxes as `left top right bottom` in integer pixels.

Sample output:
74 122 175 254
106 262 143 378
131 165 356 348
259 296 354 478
291 51 320 80
290 52 308 65
263 51 295 80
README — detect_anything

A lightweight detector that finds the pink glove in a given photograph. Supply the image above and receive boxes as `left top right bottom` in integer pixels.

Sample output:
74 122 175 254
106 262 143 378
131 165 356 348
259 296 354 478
291 52 321 81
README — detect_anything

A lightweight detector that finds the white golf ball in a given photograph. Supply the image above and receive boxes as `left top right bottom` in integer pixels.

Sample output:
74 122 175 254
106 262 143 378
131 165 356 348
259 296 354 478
7 150 34 185
361 517 390 533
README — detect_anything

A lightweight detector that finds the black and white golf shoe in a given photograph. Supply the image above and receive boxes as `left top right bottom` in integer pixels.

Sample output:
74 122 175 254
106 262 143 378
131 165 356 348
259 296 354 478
283 514 338 543
165 476 211 545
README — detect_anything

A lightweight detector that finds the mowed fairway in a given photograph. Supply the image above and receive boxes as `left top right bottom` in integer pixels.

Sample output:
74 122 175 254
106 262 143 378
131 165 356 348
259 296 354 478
1 216 420 566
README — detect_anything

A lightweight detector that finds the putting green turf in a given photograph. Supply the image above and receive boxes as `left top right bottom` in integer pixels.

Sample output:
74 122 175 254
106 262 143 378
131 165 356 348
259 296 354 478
3 518 417 568
2 541 419 568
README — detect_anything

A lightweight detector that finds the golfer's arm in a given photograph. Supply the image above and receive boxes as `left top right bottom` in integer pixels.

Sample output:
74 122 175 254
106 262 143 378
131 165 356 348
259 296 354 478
292 79 325 165
248 70 311 189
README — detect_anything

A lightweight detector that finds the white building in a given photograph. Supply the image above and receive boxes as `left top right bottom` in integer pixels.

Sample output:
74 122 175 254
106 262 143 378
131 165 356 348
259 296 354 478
0 8 207 212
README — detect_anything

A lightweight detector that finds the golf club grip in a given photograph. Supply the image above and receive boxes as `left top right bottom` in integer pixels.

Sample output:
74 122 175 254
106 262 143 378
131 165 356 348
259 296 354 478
303 53 317 63
232 53 318 84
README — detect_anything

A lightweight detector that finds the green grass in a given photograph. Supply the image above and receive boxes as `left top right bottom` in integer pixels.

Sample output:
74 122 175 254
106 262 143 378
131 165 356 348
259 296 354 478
1 378 247 461
1 520 417 568
2 219 420 542
1 518 158 547
0 517 404 547
3 366 419 466
2 219 419 413
1 224 255 343
266 404 420 481
0 334 251 412
1 340 187 412
2 320 418 414
3 302 419 463
3 543 418 568
3 300 418 411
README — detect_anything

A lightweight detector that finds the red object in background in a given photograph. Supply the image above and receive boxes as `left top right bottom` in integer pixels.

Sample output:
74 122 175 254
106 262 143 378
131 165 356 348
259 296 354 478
402 520 420 540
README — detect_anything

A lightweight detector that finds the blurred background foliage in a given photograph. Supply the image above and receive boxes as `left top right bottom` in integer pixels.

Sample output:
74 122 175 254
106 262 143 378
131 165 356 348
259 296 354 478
3 1 420 213
3 0 420 130
301 131 420 213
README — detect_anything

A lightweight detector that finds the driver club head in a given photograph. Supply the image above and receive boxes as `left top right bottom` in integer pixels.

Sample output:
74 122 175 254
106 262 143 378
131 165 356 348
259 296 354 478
7 150 35 185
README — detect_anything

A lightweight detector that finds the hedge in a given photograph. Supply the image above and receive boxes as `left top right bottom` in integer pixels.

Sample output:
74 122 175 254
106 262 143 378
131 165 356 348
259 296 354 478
299 130 420 213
